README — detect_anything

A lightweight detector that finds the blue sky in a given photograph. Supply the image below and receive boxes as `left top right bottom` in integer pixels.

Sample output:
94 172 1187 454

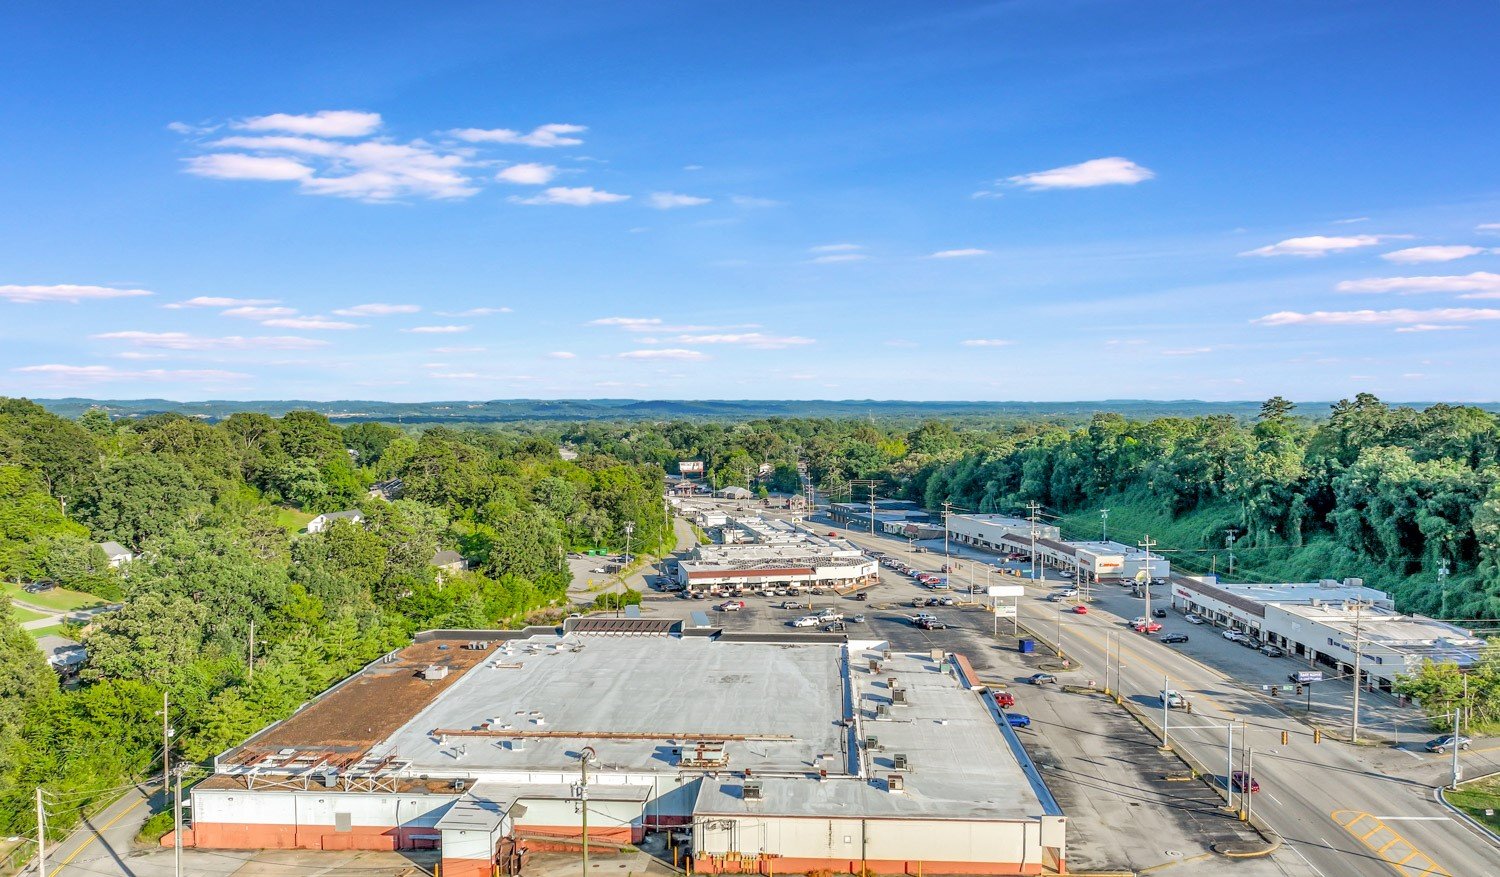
2 1 1498 402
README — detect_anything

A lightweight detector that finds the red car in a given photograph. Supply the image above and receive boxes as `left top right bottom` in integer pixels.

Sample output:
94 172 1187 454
1134 622 1162 634
1231 771 1260 793
826 531 838 537
1072 605 1089 615
994 691 1016 709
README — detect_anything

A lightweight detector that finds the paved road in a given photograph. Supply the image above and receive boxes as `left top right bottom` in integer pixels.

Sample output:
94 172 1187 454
804 519 1500 877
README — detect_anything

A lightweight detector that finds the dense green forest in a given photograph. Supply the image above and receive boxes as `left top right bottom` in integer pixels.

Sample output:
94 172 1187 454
561 395 1500 619
0 398 669 842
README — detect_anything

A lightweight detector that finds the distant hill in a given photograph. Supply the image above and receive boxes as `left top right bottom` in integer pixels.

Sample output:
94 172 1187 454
26 397 1500 424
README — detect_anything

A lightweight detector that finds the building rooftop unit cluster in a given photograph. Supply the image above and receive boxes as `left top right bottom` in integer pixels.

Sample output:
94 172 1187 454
1270 600 1486 666
185 626 1064 876
676 516 875 591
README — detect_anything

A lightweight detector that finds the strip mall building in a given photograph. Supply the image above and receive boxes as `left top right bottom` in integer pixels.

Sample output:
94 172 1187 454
176 621 1066 875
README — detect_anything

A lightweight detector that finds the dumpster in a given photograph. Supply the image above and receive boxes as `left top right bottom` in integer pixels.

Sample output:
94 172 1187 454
1019 639 1036 654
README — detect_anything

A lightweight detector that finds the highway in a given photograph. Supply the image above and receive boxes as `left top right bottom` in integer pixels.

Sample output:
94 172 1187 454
809 516 1500 877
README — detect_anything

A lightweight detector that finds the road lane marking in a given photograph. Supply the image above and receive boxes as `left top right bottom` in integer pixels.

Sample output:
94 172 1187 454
55 790 147 868
1285 840 1330 877
1331 809 1452 877
1375 817 1451 821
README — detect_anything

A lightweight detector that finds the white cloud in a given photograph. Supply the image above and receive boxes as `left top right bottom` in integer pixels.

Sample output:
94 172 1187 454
961 339 1014 347
429 371 484 380
164 295 278 309
1475 223 1500 234
1007 157 1154 190
235 110 382 138
222 305 297 319
970 189 1005 200
684 164 703 171
1381 245 1495 263
449 124 587 148
1332 216 1370 224
1394 324 1470 333
14 364 250 383
1335 271 1500 296
332 303 421 316
1240 234 1390 257
261 316 363 330
648 192 710 209
809 253 867 264
93 330 327 350
403 325 470 334
1 284 153 304
511 186 629 206
185 153 313 181
115 351 168 360
928 248 990 259
618 348 707 361
1161 347 1214 356
810 243 863 253
590 317 662 331
675 333 814 349
731 195 782 208
1253 307 1500 327
495 163 558 185
547 351 577 359
437 306 511 317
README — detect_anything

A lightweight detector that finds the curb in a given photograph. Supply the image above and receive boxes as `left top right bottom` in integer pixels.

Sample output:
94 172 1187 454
1434 770 1500 848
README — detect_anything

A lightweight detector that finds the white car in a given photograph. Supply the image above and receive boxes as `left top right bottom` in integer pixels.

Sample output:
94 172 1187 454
791 615 820 628
1132 616 1148 627
1222 629 1245 642
817 610 843 623
1060 588 1079 598
1159 689 1184 708
1184 614 1205 625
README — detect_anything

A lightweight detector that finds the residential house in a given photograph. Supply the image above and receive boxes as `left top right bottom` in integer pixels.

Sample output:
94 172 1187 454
431 549 468 581
98 541 134 568
368 477 405 501
307 509 366 534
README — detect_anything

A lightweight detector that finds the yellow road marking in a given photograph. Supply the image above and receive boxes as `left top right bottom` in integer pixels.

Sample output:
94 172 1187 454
56 792 147 868
1331 810 1452 877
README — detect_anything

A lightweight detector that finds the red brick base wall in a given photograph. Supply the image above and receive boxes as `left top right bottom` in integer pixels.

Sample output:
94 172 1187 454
691 855 1052 875
170 823 435 852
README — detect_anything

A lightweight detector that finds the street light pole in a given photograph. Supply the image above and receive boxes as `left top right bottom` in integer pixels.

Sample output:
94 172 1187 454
1101 508 1109 543
35 788 46 877
1160 673 1172 750
624 522 634 566
579 746 596 877
1350 600 1372 743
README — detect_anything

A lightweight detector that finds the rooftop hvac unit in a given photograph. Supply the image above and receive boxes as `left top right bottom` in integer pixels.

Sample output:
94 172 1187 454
864 735 879 749
868 659 880 672
887 774 904 793
420 664 449 681
1344 577 1364 588
876 704 890 719
510 739 525 752
892 753 908 770
743 782 763 800
453 778 467 792
321 770 338 789
892 687 907 704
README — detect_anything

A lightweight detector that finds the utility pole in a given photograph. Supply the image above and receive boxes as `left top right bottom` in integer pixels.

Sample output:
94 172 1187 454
1100 508 1110 543
1438 560 1450 618
1028 501 1041 582
1161 673 1172 750
578 746 595 877
162 691 171 797
624 522 634 566
1225 722 1237 813
1225 531 1237 576
248 618 255 680
1350 599 1372 743
941 500 953 561
1449 708 1463 791
1245 748 1255 824
35 788 46 877
1139 535 1156 623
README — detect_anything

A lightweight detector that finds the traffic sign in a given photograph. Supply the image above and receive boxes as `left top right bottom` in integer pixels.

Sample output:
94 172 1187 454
988 585 1025 597
1294 671 1324 683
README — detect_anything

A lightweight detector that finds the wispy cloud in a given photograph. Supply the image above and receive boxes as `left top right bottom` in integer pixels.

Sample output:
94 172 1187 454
884 339 919 348
261 316 363 330
1335 271 1500 296
448 123 586 148
92 330 327 350
928 248 990 259
618 348 707 361
547 351 577 359
15 364 252 383
1476 223 1500 234
495 163 558 185
1007 156 1154 190
164 295 278 309
961 338 1013 347
675 332 813 349
2 284 154 304
1332 216 1370 224
185 153 314 182
433 346 486 353
235 110 382 138
810 243 863 253
437 307 511 317
1381 245 1495 263
1240 234 1395 257
511 186 629 206
403 325 470 334
1162 347 1214 356
809 253 867 264
648 192 710 209
1253 307 1500 327
331 303 421 316
1394 324 1470 333
590 317 662 331
222 305 296 319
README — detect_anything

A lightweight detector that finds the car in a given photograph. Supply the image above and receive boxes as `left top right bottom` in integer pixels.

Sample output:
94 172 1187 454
23 581 57 593
780 600 804 609
934 596 956 606
1223 629 1246 642
1230 771 1260 793
826 532 838 537
1160 633 1189 644
1185 614 1205 625
912 612 938 623
1133 622 1163 634
1259 645 1286 658
993 691 1016 709
916 617 947 630
1072 604 1089 615
823 621 847 632
1160 689 1184 708
855 592 869 602
1028 673 1058 685
1005 713 1032 729
1132 616 1149 626
1152 608 1168 618
848 614 865 623
1425 735 1472 753
791 615 820 628
911 597 933 608
718 600 745 611
816 609 842 623
1060 588 1079 598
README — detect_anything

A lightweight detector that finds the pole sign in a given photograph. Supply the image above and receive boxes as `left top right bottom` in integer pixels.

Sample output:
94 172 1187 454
678 460 704 475
1295 671 1324 683
995 605 1018 617
987 585 1025 597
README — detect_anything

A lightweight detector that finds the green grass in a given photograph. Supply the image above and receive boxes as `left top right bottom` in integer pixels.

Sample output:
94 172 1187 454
1444 775 1500 833
274 506 316 533
3 581 103 612
27 623 68 640
8 605 48 623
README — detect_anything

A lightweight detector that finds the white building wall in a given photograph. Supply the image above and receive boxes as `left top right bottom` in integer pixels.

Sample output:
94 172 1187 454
192 788 454 829
697 815 1037 866
946 516 1060 547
